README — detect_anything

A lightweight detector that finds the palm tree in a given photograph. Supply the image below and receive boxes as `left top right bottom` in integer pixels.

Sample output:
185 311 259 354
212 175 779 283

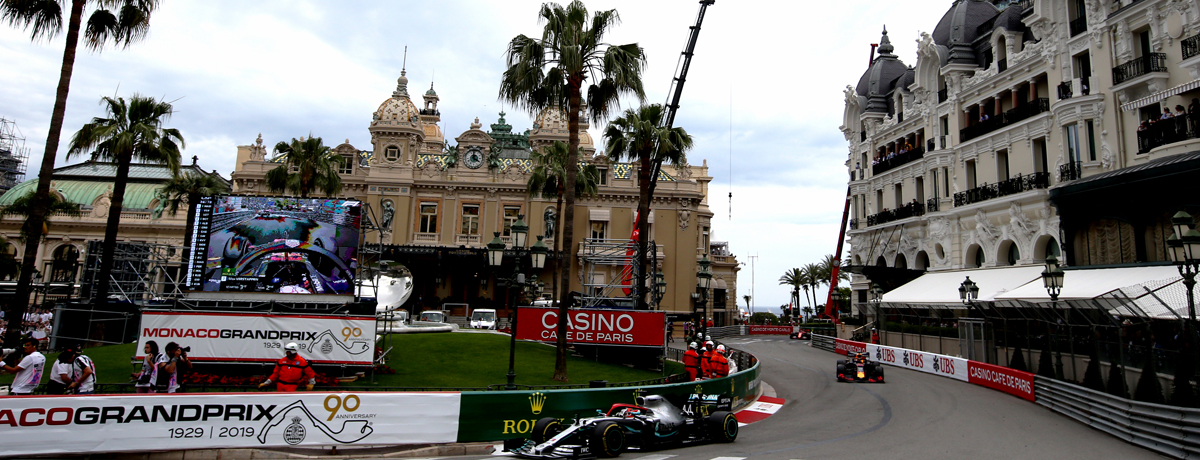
527 140 600 310
801 263 823 317
0 189 81 243
2 0 160 346
603 104 692 310
265 136 344 198
66 94 183 305
778 268 804 323
801 306 814 322
501 1 646 382
157 169 231 264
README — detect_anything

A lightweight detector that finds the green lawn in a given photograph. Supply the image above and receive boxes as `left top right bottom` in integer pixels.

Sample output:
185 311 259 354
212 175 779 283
0 333 681 389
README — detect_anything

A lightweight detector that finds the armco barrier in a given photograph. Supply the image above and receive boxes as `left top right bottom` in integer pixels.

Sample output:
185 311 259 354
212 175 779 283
814 334 1035 401
1036 377 1200 459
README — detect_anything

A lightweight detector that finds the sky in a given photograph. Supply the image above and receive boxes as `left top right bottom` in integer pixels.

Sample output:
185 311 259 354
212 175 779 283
0 0 952 311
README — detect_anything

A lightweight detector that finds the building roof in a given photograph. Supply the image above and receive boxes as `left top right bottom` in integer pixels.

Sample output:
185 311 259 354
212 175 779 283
0 161 227 209
932 0 999 65
855 28 908 113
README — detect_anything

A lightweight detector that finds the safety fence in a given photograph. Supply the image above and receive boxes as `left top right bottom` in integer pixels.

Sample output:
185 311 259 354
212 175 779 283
1036 378 1200 459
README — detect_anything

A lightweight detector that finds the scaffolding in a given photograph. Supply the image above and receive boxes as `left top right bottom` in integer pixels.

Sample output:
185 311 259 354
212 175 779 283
578 238 661 308
0 117 29 191
80 240 188 304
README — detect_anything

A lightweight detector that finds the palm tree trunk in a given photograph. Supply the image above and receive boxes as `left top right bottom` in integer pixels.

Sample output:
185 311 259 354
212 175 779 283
551 196 563 310
635 156 651 310
553 81 584 382
93 154 134 304
5 0 85 347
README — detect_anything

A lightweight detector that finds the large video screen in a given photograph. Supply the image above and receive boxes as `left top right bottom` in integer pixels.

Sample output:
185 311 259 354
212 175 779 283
186 196 362 295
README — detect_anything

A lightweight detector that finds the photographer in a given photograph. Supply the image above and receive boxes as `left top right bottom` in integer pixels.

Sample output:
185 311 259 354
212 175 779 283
157 342 191 393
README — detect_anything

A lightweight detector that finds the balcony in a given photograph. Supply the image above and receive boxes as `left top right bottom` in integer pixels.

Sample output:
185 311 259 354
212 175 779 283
1137 116 1198 154
953 172 1050 207
1069 16 1087 37
1058 81 1073 100
413 232 439 244
959 98 1050 142
872 145 926 175
455 234 481 246
939 135 947 149
1058 161 1083 182
866 201 925 227
1113 53 1167 85
849 218 859 230
937 88 948 103
1016 0 1033 13
926 197 939 213
1183 34 1200 60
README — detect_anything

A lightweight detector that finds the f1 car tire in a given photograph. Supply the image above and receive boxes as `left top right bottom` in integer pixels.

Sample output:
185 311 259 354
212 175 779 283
707 411 739 442
589 420 625 457
532 417 563 443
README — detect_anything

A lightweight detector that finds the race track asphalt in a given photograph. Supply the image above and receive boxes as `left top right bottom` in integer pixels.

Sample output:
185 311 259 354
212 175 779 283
451 335 1163 460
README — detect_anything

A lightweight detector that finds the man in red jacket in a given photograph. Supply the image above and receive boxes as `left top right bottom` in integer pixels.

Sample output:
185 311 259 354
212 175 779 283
710 345 730 378
258 342 316 391
682 342 701 381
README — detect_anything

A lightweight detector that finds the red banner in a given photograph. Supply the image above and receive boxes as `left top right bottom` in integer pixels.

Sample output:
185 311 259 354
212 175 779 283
514 307 665 347
748 325 792 335
967 361 1035 401
834 338 868 356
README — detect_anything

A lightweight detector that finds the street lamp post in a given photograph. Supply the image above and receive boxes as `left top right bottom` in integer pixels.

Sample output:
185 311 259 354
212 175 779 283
487 215 547 390
653 270 667 309
870 283 883 341
1167 211 1200 367
1042 254 1072 381
958 277 980 361
697 256 712 331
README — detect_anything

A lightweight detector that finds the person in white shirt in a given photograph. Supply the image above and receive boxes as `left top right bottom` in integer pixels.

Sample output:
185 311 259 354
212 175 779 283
3 338 45 395
133 341 160 393
67 344 96 395
48 351 74 395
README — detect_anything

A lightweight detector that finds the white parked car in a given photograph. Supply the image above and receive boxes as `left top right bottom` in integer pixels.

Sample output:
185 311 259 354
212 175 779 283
470 309 497 330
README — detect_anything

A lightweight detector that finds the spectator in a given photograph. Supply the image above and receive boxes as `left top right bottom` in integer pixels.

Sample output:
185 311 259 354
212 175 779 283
2 338 45 395
67 344 96 395
1175 105 1186 118
158 342 190 393
48 349 74 395
1162 107 1173 120
133 341 160 393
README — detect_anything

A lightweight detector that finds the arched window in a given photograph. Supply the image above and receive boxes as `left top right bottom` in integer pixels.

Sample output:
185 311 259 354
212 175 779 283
50 245 78 283
895 254 908 270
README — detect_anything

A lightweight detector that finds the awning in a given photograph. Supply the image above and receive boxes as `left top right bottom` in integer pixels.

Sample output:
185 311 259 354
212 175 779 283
881 266 1045 304
994 264 1180 301
1120 78 1200 111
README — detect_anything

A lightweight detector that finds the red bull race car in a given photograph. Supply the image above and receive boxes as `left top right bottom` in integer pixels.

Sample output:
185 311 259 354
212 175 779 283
837 351 885 383
789 329 811 340
510 393 738 458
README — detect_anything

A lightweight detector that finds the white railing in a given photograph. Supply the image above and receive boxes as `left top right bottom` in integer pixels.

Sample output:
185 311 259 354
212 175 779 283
413 233 439 244
455 234 481 246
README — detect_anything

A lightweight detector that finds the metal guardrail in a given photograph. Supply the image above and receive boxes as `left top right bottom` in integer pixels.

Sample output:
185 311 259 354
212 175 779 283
812 334 836 352
1035 377 1200 459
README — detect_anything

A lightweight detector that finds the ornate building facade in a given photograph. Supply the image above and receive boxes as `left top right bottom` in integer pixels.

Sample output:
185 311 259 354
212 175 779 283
230 69 740 323
843 0 1200 315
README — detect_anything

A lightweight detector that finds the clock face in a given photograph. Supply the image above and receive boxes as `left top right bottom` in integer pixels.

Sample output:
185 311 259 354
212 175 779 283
465 147 484 169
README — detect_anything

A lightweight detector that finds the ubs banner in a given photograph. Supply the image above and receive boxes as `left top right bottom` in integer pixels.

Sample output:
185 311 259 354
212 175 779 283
0 392 459 457
137 312 376 364
514 307 665 347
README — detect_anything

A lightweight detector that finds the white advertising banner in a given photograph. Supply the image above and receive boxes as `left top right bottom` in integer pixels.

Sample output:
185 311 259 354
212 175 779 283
137 312 376 364
866 343 969 382
0 392 460 457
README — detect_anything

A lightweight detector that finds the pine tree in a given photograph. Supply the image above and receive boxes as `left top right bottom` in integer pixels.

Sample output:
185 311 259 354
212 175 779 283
1037 337 1056 379
1009 343 1028 372
1134 354 1165 404
1170 350 1198 408
1107 362 1129 398
1081 346 1105 392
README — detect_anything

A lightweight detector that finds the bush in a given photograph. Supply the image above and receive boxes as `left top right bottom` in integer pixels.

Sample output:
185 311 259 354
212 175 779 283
1133 354 1165 404
1081 346 1105 392
1107 362 1129 398
1008 344 1027 372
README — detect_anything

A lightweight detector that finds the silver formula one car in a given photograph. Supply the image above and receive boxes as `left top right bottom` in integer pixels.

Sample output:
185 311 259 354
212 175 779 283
510 393 738 458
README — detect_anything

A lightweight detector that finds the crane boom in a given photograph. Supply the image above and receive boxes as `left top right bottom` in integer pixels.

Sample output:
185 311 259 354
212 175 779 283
648 0 715 198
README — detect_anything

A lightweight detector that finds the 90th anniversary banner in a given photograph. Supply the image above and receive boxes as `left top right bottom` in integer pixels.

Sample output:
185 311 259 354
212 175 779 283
0 392 459 457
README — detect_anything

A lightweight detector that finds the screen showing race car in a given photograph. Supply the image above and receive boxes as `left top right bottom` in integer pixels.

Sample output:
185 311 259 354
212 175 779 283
186 196 361 295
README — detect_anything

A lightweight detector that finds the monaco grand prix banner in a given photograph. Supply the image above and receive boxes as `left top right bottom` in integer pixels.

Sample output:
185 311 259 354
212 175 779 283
0 392 459 457
514 307 665 347
137 312 376 365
